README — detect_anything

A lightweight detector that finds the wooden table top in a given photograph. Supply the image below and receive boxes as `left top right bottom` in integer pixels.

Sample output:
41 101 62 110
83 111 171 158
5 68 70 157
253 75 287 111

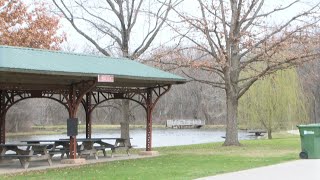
0 143 52 146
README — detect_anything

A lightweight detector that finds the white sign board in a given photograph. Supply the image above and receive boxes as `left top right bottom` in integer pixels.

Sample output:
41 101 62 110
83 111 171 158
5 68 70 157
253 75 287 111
304 130 315 135
98 75 114 82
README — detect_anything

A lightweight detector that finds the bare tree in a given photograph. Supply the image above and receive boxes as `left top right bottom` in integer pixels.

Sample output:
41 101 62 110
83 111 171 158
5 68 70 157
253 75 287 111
53 0 177 145
164 0 320 145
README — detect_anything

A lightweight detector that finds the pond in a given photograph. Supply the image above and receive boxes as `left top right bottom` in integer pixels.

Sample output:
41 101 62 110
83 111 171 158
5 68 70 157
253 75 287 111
7 128 256 148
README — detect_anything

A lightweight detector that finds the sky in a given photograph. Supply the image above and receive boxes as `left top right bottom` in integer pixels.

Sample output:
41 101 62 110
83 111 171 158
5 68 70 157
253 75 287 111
54 0 179 55
44 0 318 55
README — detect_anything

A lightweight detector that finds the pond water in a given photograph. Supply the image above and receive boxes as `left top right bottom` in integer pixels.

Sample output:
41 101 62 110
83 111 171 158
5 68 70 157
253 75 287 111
7 128 256 148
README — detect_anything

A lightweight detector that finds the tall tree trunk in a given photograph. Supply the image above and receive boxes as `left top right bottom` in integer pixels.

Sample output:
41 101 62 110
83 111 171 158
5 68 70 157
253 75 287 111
307 91 316 123
121 99 131 146
120 45 131 147
223 87 241 146
267 129 272 139
315 92 320 123
201 104 211 125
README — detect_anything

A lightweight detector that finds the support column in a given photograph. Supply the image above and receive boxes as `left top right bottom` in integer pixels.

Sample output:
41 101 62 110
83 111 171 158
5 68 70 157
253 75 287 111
0 112 5 144
0 91 6 144
69 85 77 159
65 81 96 160
140 85 171 156
146 88 153 151
85 92 92 139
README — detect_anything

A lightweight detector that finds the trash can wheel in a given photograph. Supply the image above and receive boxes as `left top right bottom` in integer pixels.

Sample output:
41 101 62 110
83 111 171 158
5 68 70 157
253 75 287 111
299 151 308 159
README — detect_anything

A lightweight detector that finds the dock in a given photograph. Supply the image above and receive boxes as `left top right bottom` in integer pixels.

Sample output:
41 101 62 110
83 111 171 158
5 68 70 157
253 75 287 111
166 119 205 129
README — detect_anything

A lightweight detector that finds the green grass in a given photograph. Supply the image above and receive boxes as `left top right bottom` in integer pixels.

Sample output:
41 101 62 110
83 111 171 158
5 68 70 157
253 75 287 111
0 134 300 180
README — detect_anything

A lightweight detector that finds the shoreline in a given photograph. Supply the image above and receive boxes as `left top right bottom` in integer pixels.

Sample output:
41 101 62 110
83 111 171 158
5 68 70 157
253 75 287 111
8 124 226 137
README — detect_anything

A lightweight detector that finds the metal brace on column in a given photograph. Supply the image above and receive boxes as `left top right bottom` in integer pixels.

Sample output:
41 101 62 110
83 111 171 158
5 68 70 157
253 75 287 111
0 90 6 144
145 85 171 151
85 92 92 139
0 89 69 145
64 80 96 159
146 88 153 151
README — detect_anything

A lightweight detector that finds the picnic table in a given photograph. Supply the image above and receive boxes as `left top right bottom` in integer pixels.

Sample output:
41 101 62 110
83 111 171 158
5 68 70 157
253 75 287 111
21 140 70 159
21 138 134 160
60 138 134 158
23 139 102 159
106 138 135 156
248 130 266 136
0 143 52 169
70 138 105 159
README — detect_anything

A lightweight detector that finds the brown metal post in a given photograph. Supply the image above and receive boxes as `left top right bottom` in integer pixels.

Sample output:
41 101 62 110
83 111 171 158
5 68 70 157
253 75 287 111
0 91 5 144
146 88 153 151
85 92 92 139
144 85 172 151
0 112 5 144
67 80 97 159
69 85 77 159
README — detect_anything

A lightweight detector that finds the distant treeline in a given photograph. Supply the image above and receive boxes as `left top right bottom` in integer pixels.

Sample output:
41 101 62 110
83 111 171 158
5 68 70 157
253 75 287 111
6 61 320 132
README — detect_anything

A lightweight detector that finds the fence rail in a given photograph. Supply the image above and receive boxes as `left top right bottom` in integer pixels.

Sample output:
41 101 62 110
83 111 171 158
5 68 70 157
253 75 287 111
166 119 205 129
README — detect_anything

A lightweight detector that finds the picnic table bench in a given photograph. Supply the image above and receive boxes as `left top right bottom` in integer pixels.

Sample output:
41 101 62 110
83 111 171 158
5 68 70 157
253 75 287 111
60 138 134 158
24 139 103 160
109 138 135 156
21 138 135 160
93 138 132 157
248 130 266 136
0 143 52 169
22 140 71 159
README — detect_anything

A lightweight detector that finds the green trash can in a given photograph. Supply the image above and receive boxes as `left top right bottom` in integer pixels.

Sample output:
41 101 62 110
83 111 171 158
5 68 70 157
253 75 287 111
297 124 320 159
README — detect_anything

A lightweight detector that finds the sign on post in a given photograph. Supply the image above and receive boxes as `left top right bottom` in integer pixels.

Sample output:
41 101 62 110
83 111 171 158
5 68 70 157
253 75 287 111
67 118 78 136
98 75 114 82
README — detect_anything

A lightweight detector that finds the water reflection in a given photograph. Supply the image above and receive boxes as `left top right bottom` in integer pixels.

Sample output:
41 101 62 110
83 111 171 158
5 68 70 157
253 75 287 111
7 128 255 148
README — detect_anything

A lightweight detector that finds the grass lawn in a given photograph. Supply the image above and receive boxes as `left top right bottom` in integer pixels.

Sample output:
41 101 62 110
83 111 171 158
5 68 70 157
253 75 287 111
1 133 300 180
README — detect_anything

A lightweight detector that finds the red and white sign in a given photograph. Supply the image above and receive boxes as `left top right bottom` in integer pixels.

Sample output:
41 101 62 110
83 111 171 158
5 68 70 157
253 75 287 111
98 75 114 82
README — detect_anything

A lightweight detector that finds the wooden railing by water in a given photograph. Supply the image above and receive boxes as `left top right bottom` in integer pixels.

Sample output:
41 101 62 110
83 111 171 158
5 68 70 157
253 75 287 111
166 119 205 129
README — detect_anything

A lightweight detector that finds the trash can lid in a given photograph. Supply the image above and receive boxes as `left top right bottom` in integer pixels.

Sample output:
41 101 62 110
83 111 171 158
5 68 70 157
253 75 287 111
297 123 320 128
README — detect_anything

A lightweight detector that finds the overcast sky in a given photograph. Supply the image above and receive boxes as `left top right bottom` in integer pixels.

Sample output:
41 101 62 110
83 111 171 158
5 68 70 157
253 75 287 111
48 0 317 55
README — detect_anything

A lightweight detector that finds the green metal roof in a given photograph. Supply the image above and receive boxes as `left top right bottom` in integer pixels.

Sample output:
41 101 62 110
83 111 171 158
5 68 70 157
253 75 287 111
0 45 186 86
